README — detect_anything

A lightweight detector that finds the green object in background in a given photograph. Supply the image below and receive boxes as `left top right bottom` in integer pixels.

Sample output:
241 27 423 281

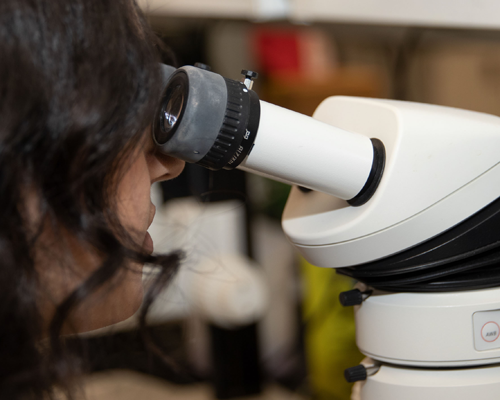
301 258 363 400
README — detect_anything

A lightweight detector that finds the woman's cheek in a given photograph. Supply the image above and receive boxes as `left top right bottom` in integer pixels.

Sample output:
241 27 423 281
115 154 153 242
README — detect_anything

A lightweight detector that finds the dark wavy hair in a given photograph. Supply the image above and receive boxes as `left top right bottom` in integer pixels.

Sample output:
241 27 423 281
0 0 181 398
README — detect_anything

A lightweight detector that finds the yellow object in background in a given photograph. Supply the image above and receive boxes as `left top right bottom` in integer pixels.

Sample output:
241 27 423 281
301 259 363 400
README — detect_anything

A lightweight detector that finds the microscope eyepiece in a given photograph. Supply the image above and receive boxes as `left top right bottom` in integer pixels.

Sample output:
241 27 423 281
153 66 260 171
154 65 383 204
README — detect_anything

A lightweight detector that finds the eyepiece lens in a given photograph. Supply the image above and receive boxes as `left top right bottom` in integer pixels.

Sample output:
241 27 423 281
163 85 183 131
153 73 188 145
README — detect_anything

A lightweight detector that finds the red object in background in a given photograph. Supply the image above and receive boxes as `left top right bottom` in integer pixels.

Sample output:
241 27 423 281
252 28 301 77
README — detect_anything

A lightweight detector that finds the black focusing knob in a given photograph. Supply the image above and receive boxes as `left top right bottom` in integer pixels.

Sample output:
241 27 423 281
339 289 363 306
344 365 367 383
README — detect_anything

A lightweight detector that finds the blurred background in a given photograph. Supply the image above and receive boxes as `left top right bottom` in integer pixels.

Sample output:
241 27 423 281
76 1 500 399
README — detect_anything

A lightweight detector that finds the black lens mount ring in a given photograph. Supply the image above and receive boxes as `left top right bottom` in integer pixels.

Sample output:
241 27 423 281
152 71 189 146
224 89 260 170
197 78 260 171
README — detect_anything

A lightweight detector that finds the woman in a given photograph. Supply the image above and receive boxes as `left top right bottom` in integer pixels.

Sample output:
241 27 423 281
0 0 184 398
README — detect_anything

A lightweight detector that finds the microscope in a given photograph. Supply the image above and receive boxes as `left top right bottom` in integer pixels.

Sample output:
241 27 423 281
154 64 500 399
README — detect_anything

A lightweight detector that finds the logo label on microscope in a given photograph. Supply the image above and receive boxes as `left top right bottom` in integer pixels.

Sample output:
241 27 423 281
481 321 500 343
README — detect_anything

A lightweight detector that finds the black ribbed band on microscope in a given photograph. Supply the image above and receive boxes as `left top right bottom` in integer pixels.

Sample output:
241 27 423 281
198 78 260 171
337 195 500 292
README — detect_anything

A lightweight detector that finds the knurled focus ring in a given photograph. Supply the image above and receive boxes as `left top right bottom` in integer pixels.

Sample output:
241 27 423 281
198 78 252 170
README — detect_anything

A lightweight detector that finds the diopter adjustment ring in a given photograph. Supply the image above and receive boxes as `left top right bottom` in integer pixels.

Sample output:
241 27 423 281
198 78 260 170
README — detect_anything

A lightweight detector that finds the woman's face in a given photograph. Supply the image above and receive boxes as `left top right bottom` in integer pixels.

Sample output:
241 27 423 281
116 129 185 257
39 129 185 334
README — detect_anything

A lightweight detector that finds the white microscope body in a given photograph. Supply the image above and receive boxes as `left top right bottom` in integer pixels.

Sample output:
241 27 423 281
277 96 500 399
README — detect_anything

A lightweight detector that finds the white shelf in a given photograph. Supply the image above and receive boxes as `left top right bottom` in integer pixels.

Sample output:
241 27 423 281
140 0 500 30
289 0 500 30
138 0 288 20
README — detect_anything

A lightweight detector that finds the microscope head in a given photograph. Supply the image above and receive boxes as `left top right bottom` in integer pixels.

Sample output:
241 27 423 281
154 65 500 292
284 96 500 291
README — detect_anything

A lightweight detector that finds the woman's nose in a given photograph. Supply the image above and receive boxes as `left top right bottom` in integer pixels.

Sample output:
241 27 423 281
149 151 185 184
